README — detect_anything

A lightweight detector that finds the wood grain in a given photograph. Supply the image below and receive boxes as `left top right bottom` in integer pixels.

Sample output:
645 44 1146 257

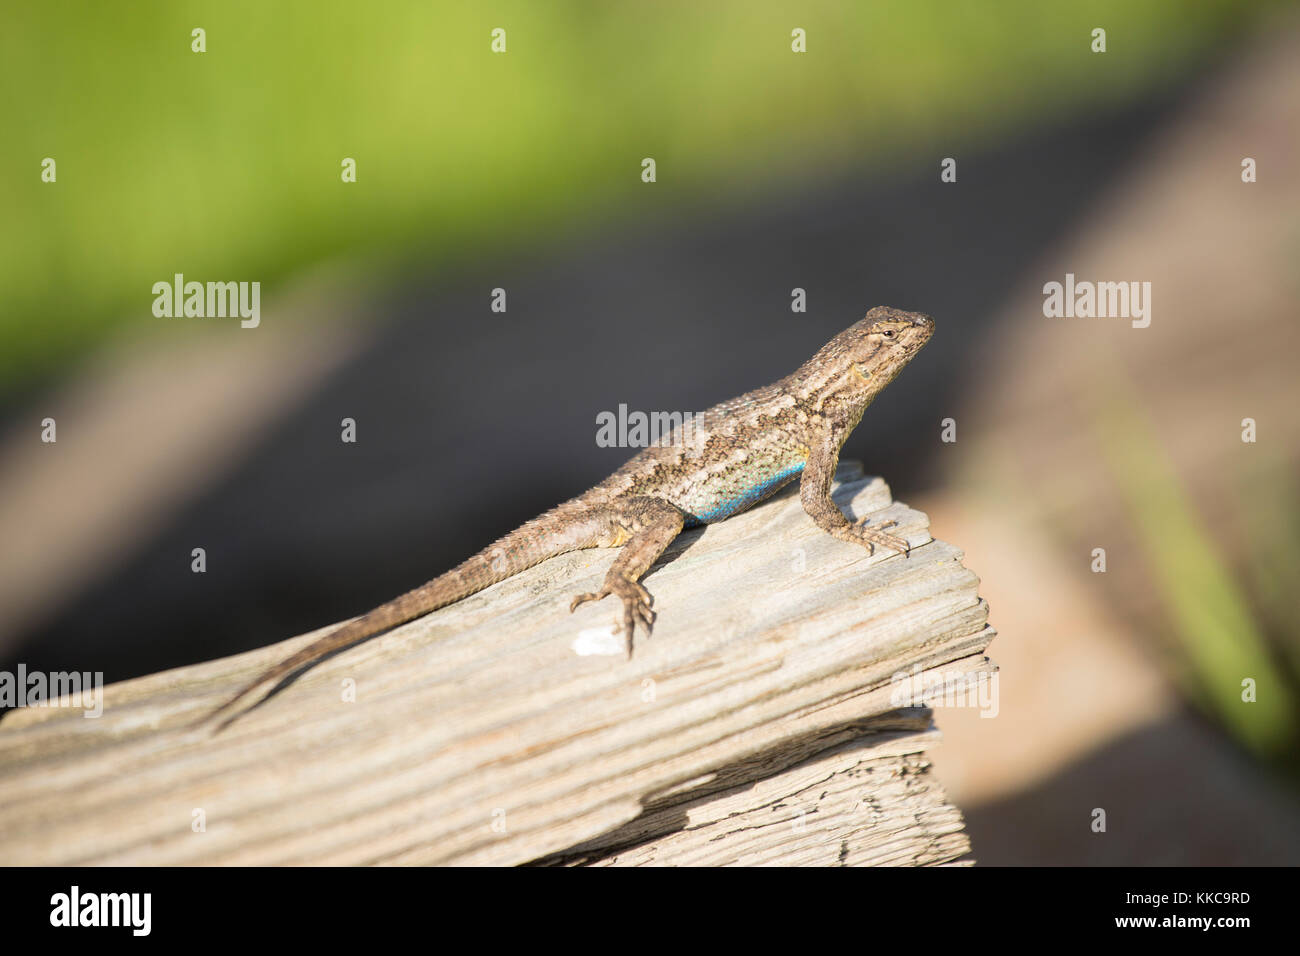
0 463 995 866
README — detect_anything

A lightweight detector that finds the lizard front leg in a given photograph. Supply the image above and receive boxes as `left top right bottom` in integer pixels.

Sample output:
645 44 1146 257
569 496 685 657
799 432 910 556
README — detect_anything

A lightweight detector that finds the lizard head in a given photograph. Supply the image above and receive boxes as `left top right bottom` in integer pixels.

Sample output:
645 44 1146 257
794 307 934 411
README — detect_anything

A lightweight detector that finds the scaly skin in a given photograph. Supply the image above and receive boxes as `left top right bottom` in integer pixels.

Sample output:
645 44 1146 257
206 307 933 728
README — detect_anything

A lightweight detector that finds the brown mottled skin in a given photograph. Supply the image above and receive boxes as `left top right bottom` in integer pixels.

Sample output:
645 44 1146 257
206 307 934 728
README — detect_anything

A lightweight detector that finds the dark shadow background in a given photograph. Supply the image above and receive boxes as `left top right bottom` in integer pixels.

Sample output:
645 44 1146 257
3 86 1201 686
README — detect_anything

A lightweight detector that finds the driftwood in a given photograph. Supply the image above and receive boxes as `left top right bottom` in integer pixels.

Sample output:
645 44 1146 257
0 462 994 865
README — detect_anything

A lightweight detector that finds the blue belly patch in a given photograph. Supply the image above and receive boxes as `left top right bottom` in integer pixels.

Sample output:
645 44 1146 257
683 462 805 526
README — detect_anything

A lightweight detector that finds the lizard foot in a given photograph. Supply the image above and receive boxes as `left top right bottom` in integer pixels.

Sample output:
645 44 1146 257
569 576 655 658
839 517 911 558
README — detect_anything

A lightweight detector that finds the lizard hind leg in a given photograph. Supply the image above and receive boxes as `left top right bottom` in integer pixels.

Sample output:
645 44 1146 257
569 497 685 658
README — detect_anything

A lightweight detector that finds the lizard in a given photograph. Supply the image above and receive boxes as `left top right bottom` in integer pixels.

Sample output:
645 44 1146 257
204 306 933 729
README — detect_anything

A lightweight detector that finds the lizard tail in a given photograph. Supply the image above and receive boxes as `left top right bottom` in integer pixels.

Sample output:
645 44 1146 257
201 509 590 731
201 575 464 731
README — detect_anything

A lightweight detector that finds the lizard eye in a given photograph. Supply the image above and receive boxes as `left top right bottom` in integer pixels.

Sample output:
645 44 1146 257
880 329 896 339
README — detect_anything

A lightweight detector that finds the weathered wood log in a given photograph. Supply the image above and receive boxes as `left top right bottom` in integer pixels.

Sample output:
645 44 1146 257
0 463 994 866
537 716 973 867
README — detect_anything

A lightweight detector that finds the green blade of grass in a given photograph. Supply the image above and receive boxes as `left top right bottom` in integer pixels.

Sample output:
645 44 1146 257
1094 391 1295 758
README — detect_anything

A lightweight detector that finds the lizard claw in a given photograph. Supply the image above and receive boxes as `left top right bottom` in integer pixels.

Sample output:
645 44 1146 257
570 577 655 657
569 589 608 613
843 516 911 557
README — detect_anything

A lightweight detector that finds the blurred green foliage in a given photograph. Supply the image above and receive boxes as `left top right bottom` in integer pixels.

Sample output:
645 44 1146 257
0 0 1265 390
1097 396 1300 773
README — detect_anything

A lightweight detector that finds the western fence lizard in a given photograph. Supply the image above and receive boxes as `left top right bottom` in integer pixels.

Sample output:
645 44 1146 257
206 306 933 728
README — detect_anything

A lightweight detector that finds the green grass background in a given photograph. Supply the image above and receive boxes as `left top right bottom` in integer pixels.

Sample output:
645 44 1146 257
0 0 1264 390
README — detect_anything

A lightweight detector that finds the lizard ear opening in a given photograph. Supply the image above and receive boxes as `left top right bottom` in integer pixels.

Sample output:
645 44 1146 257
852 363 874 383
